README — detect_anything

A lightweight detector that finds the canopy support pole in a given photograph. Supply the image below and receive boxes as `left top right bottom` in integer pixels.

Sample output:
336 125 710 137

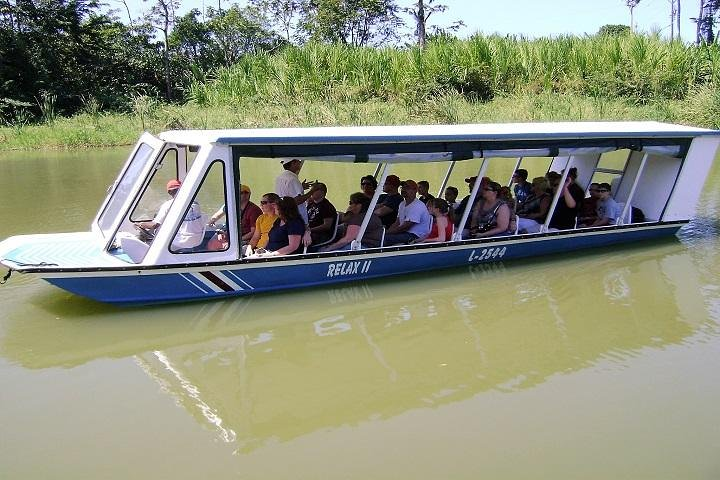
454 158 489 241
541 156 573 233
507 157 523 186
618 153 648 225
372 164 382 180
354 164 391 250
437 160 456 197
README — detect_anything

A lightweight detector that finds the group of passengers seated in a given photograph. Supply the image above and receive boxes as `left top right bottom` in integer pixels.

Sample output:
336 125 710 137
137 159 631 259
243 162 620 257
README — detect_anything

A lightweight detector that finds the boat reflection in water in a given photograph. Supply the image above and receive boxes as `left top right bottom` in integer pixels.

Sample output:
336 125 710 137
1 241 710 454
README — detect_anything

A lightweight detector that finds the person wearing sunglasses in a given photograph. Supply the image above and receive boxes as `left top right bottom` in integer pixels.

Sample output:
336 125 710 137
577 182 602 227
587 183 621 227
468 181 512 238
360 175 377 199
245 193 280 255
320 193 383 251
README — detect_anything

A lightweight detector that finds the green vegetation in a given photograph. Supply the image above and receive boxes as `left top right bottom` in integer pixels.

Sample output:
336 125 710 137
190 35 720 106
3 34 720 151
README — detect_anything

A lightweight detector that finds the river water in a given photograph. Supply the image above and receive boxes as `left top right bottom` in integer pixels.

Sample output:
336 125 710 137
1 147 719 479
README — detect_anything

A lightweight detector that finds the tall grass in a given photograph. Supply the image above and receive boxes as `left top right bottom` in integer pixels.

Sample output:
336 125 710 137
5 33 720 150
188 34 720 109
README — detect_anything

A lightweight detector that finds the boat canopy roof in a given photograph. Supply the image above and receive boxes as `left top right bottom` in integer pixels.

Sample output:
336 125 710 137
158 121 720 162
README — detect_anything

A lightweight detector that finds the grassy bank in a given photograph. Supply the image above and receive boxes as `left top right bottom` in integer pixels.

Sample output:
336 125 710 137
2 88 720 151
3 34 720 151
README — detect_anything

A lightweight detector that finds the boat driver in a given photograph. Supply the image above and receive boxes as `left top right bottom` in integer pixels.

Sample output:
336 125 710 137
135 179 205 250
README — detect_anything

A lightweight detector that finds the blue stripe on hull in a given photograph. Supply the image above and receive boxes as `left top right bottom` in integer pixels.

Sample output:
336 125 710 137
43 225 681 305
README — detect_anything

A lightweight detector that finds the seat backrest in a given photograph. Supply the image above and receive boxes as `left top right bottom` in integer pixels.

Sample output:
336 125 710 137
119 234 150 263
614 202 631 225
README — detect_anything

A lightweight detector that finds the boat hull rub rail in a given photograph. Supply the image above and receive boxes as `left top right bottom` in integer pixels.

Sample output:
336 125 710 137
36 223 683 305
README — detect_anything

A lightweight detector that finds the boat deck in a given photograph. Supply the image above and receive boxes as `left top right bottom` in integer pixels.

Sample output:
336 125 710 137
0 233 131 269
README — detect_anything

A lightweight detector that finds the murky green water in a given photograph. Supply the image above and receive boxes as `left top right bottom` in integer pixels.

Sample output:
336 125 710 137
1 147 720 479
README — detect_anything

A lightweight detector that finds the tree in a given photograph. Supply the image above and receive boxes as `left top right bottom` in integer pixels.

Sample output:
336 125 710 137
403 0 463 48
0 0 166 122
625 0 641 32
144 0 181 101
597 24 631 36
692 0 720 44
249 0 304 43
301 0 403 46
207 5 282 66
170 9 214 68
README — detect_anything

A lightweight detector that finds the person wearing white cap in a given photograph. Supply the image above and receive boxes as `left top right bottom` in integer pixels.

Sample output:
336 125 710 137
275 158 318 225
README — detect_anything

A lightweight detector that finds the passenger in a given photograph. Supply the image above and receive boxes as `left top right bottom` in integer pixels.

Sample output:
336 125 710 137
421 198 453 243
246 193 280 254
498 186 517 234
469 181 512 238
418 180 434 204
545 171 561 191
577 183 601 226
547 172 585 230
567 167 582 190
454 176 490 227
444 186 460 210
588 183 622 227
275 158 319 225
373 174 403 227
384 180 432 246
516 177 552 233
511 169 532 207
135 179 204 250
319 192 383 251
258 196 305 257
208 184 261 243
360 175 377 199
307 182 337 244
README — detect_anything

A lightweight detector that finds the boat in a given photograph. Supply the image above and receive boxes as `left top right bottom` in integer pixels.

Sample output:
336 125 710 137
0 121 718 305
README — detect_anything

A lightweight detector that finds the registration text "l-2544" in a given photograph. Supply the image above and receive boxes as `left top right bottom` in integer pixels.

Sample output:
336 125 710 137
468 246 506 263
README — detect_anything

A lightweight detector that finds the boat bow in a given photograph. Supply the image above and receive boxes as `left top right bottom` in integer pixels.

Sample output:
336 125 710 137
0 232 129 272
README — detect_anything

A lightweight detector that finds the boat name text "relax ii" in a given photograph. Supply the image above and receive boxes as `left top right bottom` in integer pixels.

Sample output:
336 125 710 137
327 260 372 278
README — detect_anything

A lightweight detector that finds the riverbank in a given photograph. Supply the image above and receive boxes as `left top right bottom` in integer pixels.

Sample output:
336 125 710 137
2 88 719 151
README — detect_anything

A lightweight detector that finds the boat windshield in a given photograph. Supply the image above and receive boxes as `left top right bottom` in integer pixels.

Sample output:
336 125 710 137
97 143 155 237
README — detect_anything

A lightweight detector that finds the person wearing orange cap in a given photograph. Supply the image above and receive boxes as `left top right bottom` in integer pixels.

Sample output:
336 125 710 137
135 178 205 250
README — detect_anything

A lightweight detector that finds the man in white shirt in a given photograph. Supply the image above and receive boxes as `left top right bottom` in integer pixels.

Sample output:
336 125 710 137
383 179 432 246
136 179 205 250
275 158 319 225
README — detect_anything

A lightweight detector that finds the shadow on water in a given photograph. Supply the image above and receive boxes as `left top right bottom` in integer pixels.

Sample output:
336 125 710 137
1 237 713 453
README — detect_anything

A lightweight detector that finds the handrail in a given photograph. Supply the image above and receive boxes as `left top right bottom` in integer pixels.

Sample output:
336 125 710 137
453 158 488 240
354 164 391 250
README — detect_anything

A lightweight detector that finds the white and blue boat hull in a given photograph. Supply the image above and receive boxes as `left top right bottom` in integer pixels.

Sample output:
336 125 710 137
34 223 682 305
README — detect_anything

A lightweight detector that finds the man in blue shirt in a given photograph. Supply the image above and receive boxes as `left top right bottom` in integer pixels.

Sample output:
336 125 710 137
512 169 532 208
